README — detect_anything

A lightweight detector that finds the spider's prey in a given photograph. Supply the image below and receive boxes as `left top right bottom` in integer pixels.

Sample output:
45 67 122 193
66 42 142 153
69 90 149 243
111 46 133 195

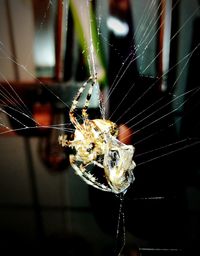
59 77 136 194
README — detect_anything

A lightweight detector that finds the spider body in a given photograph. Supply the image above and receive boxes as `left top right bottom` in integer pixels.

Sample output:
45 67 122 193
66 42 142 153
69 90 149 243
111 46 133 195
59 76 136 194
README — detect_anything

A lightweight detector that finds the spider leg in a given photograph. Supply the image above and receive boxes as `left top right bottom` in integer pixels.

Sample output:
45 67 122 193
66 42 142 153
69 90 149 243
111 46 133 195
69 76 93 127
93 160 104 169
58 134 68 147
69 155 111 192
82 74 97 120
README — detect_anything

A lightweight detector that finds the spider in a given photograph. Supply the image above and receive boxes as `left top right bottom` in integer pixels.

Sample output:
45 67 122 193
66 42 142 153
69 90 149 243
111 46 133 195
59 75 136 194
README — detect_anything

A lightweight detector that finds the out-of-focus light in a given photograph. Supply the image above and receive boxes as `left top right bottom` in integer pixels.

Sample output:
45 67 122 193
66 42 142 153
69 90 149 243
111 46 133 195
107 16 129 37
34 32 55 67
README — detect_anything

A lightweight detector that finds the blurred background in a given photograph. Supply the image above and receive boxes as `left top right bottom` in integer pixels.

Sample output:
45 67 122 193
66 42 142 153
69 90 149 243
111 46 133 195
0 0 200 255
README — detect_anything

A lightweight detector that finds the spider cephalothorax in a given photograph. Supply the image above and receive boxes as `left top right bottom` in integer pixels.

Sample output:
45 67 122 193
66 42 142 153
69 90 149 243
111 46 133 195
59 76 136 194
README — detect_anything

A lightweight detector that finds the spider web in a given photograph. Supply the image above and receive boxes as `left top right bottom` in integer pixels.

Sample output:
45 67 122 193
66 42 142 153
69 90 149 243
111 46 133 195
94 1 200 254
0 0 200 255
